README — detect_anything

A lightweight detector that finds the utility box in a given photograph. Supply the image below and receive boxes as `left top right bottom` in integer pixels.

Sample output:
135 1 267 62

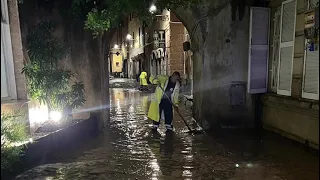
229 81 247 106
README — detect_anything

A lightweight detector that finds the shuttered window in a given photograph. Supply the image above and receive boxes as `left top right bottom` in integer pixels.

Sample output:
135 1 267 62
1 36 9 98
302 40 319 100
247 7 270 94
277 0 297 96
1 0 17 100
270 7 281 92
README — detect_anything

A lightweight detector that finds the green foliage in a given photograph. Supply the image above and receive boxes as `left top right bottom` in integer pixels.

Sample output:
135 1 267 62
23 21 86 114
75 0 199 36
26 21 67 69
56 82 86 110
1 111 27 172
85 10 111 37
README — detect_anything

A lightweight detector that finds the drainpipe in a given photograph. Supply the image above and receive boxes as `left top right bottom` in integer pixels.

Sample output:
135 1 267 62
142 23 148 74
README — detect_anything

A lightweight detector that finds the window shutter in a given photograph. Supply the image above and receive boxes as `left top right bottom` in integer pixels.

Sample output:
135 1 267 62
1 0 17 100
277 0 297 96
270 7 281 92
247 7 270 94
1 35 9 98
302 43 319 100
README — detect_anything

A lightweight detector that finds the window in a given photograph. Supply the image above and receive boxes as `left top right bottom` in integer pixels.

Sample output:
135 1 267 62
1 0 8 23
270 7 281 92
301 0 319 100
247 7 270 94
1 39 9 98
277 0 297 96
302 32 319 100
1 0 17 101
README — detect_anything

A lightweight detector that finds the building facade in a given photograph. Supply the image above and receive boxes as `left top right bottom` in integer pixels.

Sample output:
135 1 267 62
128 13 145 79
1 0 30 133
145 10 187 78
253 0 319 149
109 10 189 81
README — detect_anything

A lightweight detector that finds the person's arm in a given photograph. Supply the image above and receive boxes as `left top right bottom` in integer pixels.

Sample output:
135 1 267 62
149 75 167 85
157 75 168 84
149 75 157 84
173 82 180 106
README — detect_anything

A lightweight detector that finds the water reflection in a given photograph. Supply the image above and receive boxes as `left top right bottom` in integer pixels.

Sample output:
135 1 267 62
110 88 320 180
15 88 320 180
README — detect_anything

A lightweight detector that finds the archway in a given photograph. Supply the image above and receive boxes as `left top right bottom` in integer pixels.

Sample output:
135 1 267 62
106 0 255 129
170 0 255 129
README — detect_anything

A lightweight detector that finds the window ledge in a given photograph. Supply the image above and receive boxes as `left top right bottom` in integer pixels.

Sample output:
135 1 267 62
1 99 30 105
262 93 318 112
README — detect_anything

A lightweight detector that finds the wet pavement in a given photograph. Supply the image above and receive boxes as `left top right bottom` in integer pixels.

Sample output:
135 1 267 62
15 85 319 179
109 78 139 89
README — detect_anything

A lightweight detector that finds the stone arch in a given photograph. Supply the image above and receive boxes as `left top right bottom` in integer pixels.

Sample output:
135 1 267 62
169 0 254 129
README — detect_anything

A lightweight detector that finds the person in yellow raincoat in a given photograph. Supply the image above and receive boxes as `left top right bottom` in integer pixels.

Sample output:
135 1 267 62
139 71 148 91
148 71 181 132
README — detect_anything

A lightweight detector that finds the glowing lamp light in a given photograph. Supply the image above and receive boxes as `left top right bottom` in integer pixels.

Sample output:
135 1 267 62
126 34 132 40
149 4 157 13
114 44 119 49
50 111 62 122
29 106 49 125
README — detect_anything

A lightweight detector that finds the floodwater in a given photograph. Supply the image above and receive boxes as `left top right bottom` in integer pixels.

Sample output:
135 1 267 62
15 87 319 180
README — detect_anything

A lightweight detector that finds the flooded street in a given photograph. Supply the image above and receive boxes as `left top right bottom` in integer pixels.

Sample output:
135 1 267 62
15 81 319 180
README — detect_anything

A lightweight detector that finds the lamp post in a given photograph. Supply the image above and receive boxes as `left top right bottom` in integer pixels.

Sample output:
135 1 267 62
126 34 132 78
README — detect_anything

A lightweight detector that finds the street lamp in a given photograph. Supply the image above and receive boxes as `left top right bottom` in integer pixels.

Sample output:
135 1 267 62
149 4 157 13
126 34 132 40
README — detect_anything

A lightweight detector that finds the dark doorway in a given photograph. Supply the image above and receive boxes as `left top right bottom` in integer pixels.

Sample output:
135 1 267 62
138 59 142 72
123 59 128 78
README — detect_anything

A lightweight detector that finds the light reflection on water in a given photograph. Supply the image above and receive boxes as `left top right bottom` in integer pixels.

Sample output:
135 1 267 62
14 88 320 180
108 88 319 180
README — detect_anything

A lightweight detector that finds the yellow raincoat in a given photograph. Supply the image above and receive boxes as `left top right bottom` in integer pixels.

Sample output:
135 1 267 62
149 75 157 85
139 71 148 86
147 75 180 122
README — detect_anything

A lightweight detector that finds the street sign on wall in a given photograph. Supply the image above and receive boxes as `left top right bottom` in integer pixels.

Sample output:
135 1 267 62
153 30 165 49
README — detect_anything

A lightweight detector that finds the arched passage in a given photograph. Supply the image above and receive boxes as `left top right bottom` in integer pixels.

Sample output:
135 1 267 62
19 0 254 130
107 0 254 129
170 0 254 129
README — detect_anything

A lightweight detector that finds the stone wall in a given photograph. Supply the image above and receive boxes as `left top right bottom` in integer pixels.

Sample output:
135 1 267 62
18 0 109 124
173 0 254 129
168 22 185 75
262 94 319 149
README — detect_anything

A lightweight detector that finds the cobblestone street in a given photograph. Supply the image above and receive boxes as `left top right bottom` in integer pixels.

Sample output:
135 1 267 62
15 80 319 180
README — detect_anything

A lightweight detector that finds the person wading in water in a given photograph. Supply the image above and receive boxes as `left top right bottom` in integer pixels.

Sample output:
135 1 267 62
147 71 181 132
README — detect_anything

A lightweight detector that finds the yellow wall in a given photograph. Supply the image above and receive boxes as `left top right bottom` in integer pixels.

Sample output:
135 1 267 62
112 54 123 73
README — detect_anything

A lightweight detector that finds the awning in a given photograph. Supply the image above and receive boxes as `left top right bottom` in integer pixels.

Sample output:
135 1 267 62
150 48 164 61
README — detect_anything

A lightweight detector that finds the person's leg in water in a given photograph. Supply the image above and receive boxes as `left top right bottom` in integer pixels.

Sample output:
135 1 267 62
152 102 164 130
163 100 173 132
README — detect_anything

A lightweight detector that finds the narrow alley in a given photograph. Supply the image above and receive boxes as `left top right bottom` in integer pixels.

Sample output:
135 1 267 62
15 79 319 180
